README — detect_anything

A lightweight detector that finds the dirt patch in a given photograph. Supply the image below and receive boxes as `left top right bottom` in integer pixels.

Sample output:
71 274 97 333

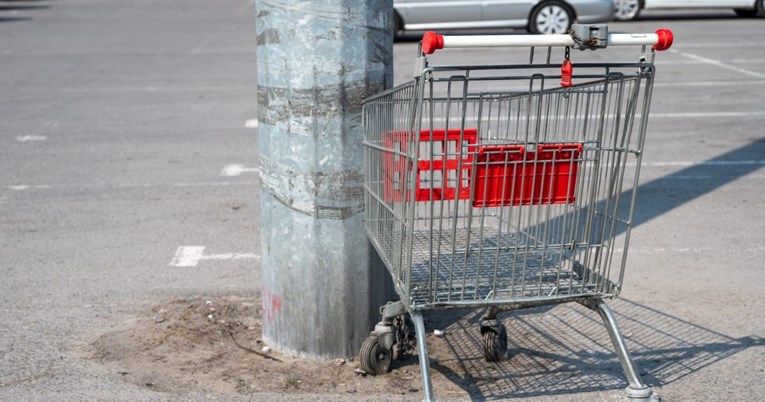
86 295 470 399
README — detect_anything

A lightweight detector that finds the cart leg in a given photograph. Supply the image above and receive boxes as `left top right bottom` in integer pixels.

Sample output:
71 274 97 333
581 299 657 401
412 311 435 402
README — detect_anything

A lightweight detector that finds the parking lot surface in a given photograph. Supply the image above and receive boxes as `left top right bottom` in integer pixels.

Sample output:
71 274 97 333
1 1 763 400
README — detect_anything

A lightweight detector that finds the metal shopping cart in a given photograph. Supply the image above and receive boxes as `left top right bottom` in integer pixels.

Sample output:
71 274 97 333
360 25 673 401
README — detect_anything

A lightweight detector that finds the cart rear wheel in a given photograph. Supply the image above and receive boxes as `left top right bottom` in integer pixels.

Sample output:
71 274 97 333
482 324 508 362
359 335 392 375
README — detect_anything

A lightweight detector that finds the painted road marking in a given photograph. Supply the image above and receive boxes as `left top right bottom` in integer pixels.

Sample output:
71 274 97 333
655 80 765 88
221 164 259 177
651 111 765 119
658 60 765 65
676 43 765 49
672 49 765 80
1 181 259 191
637 160 765 167
169 246 260 267
16 135 48 142
245 119 259 128
616 246 765 255
5 185 51 191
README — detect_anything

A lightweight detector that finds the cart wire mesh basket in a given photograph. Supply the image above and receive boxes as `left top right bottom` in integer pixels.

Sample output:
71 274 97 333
360 25 673 402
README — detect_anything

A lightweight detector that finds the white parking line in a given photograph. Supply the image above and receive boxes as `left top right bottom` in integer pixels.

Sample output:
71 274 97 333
640 160 765 167
655 80 765 88
671 49 765 79
169 246 260 267
5 185 51 191
16 135 47 142
651 111 765 119
618 246 765 255
221 164 259 177
2 181 258 192
245 119 259 128
676 43 765 49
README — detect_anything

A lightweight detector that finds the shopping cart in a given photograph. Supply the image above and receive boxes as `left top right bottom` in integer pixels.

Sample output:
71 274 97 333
360 25 673 401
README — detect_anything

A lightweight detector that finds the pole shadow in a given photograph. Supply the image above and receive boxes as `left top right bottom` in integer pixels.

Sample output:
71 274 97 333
0 16 30 22
0 3 50 11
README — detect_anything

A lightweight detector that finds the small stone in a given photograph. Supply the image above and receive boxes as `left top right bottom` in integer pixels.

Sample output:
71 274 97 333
261 346 271 353
333 358 345 366
434 329 445 337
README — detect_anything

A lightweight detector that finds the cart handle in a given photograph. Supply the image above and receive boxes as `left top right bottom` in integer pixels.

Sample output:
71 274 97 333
422 29 673 54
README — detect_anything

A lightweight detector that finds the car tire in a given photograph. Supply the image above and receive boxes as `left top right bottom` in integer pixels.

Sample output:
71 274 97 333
528 1 574 35
734 9 757 17
391 10 403 38
757 0 765 18
613 0 643 21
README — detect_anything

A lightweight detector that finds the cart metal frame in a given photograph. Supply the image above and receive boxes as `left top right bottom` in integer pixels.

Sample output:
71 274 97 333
360 25 672 402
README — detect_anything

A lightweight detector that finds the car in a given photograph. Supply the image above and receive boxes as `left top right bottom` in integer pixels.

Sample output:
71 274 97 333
392 0 615 36
613 0 764 21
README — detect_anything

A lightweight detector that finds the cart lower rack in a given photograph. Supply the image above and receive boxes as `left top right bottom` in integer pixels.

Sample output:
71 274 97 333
361 25 672 402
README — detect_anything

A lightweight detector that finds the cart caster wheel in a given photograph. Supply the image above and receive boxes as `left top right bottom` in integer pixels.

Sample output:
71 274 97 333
359 335 392 375
482 324 508 362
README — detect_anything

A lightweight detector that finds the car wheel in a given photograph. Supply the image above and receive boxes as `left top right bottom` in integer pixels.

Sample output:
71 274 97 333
734 9 757 17
613 0 642 21
528 1 574 35
391 11 403 38
757 0 765 18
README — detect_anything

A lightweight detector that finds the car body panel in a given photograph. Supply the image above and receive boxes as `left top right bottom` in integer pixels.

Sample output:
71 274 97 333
643 0 754 9
394 0 614 32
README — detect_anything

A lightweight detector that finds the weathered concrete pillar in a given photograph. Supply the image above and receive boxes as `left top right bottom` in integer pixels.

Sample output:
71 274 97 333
256 1 393 358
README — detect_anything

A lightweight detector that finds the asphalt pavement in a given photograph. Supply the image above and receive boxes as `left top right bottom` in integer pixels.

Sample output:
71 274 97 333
1 0 763 401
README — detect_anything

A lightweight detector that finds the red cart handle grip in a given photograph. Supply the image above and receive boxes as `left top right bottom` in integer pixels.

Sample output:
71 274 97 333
653 28 674 51
422 31 444 55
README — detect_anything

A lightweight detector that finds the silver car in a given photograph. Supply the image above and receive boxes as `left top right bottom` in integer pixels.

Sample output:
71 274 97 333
614 0 764 21
392 0 615 35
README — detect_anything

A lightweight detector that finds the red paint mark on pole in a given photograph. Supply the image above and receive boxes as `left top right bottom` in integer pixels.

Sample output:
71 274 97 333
261 286 282 323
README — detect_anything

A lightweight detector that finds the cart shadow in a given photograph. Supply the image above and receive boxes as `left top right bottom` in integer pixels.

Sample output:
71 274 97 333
420 299 763 400
392 138 765 398
522 137 765 250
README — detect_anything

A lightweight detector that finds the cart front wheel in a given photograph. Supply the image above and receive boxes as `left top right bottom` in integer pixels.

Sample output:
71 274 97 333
359 335 392 375
482 324 508 362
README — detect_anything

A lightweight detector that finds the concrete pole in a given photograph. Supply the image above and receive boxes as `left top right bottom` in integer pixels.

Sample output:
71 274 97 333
255 1 393 359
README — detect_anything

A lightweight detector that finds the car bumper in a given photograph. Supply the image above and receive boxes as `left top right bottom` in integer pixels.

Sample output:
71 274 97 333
570 0 615 23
